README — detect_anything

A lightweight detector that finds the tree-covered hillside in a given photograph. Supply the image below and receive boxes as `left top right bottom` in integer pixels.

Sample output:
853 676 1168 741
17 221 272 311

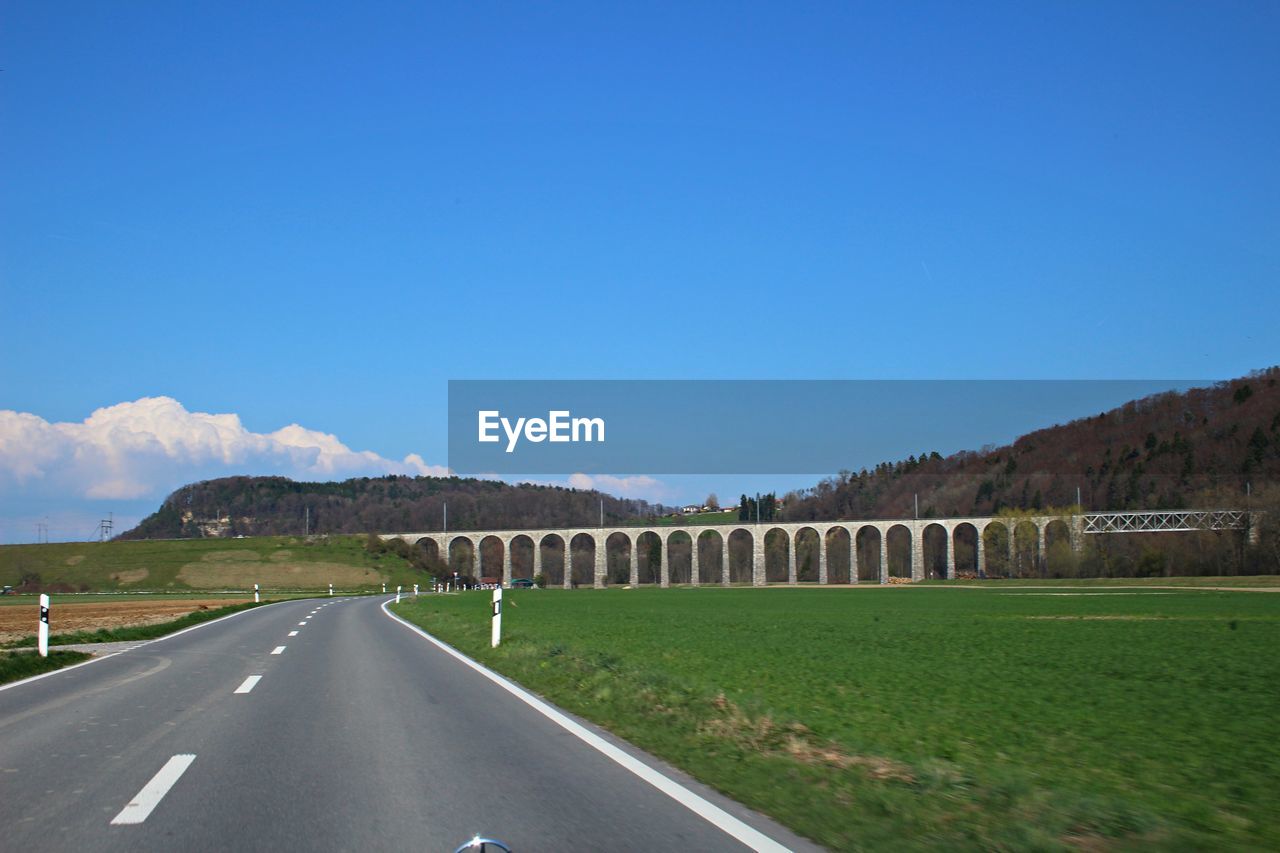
118 370 1280 578
121 475 664 540
783 368 1280 521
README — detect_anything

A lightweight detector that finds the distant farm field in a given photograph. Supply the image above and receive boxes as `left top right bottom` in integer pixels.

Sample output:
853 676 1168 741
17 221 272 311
0 535 419 592
393 587 1280 850
618 510 740 527
0 597 252 644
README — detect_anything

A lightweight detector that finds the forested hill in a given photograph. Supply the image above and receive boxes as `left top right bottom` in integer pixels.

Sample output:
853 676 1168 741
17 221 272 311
120 476 665 540
782 368 1280 522
123 369 1280 540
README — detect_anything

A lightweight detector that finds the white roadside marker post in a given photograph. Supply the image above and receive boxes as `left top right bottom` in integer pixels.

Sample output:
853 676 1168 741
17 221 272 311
329 583 333 597
491 586 503 648
38 594 50 657
413 583 418 597
395 585 402 604
382 583 387 594
254 583 260 604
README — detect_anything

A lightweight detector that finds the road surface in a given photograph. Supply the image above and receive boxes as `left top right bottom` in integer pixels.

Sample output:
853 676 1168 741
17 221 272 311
0 595 814 851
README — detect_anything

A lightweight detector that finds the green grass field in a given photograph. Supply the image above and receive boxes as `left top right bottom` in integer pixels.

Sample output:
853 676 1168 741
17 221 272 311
0 535 421 592
392 587 1280 850
921 575 1280 588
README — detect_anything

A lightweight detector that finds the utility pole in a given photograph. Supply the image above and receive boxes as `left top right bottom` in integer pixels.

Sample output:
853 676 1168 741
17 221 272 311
305 506 310 536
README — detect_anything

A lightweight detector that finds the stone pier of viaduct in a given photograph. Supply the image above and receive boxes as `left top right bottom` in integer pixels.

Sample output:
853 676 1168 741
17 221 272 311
383 514 1089 589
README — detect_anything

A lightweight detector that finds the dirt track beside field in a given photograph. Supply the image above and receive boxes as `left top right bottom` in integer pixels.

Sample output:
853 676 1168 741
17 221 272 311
0 598 251 644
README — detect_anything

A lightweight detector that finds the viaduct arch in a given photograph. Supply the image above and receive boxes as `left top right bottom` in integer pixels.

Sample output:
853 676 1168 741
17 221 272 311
383 513 1104 588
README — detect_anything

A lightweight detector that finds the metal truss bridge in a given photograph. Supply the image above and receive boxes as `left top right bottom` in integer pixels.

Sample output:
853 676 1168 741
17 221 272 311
1082 509 1252 535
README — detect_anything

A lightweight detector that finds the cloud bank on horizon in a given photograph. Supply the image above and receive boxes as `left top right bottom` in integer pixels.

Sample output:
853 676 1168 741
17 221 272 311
0 396 449 503
0 397 674 541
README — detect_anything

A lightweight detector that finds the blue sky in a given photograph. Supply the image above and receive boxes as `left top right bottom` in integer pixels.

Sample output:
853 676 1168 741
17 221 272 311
2 3 1277 540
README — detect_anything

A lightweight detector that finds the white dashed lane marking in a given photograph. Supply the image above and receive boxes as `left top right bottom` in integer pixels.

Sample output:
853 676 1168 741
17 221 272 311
234 676 262 694
271 646 286 655
110 754 196 825
288 631 298 636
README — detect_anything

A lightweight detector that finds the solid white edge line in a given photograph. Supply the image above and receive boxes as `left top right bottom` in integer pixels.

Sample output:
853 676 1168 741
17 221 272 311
379 600 789 853
110 753 197 825
271 646 286 655
234 675 262 694
0 597 303 694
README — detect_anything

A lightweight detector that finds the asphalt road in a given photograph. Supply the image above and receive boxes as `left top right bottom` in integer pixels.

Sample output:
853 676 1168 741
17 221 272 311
0 596 815 852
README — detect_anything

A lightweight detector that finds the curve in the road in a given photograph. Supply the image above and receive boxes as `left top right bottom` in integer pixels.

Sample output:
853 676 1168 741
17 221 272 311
0 595 813 852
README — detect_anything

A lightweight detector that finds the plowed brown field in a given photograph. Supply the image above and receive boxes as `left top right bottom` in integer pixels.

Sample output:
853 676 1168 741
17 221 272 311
0 598 250 644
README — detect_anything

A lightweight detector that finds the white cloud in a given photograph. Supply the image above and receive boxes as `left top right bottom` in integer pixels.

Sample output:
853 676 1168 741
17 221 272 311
511 472 673 503
0 396 449 502
0 397 681 543
565 473 669 499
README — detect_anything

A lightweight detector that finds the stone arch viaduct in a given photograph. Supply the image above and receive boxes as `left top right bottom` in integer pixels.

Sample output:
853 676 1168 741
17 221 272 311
383 514 1095 588
384 509 1254 589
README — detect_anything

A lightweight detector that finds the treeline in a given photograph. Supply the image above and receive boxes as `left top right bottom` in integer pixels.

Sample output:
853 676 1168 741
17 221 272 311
774 368 1280 575
737 493 780 522
120 475 668 540
120 369 1280 577
781 369 1280 522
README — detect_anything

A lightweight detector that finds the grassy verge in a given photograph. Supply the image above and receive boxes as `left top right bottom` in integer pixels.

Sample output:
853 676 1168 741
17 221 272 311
392 587 1280 850
0 649 93 685
2 600 272 648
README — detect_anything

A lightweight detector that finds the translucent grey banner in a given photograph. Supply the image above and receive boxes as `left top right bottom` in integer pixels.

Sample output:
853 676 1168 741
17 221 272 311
447 379 1199 475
